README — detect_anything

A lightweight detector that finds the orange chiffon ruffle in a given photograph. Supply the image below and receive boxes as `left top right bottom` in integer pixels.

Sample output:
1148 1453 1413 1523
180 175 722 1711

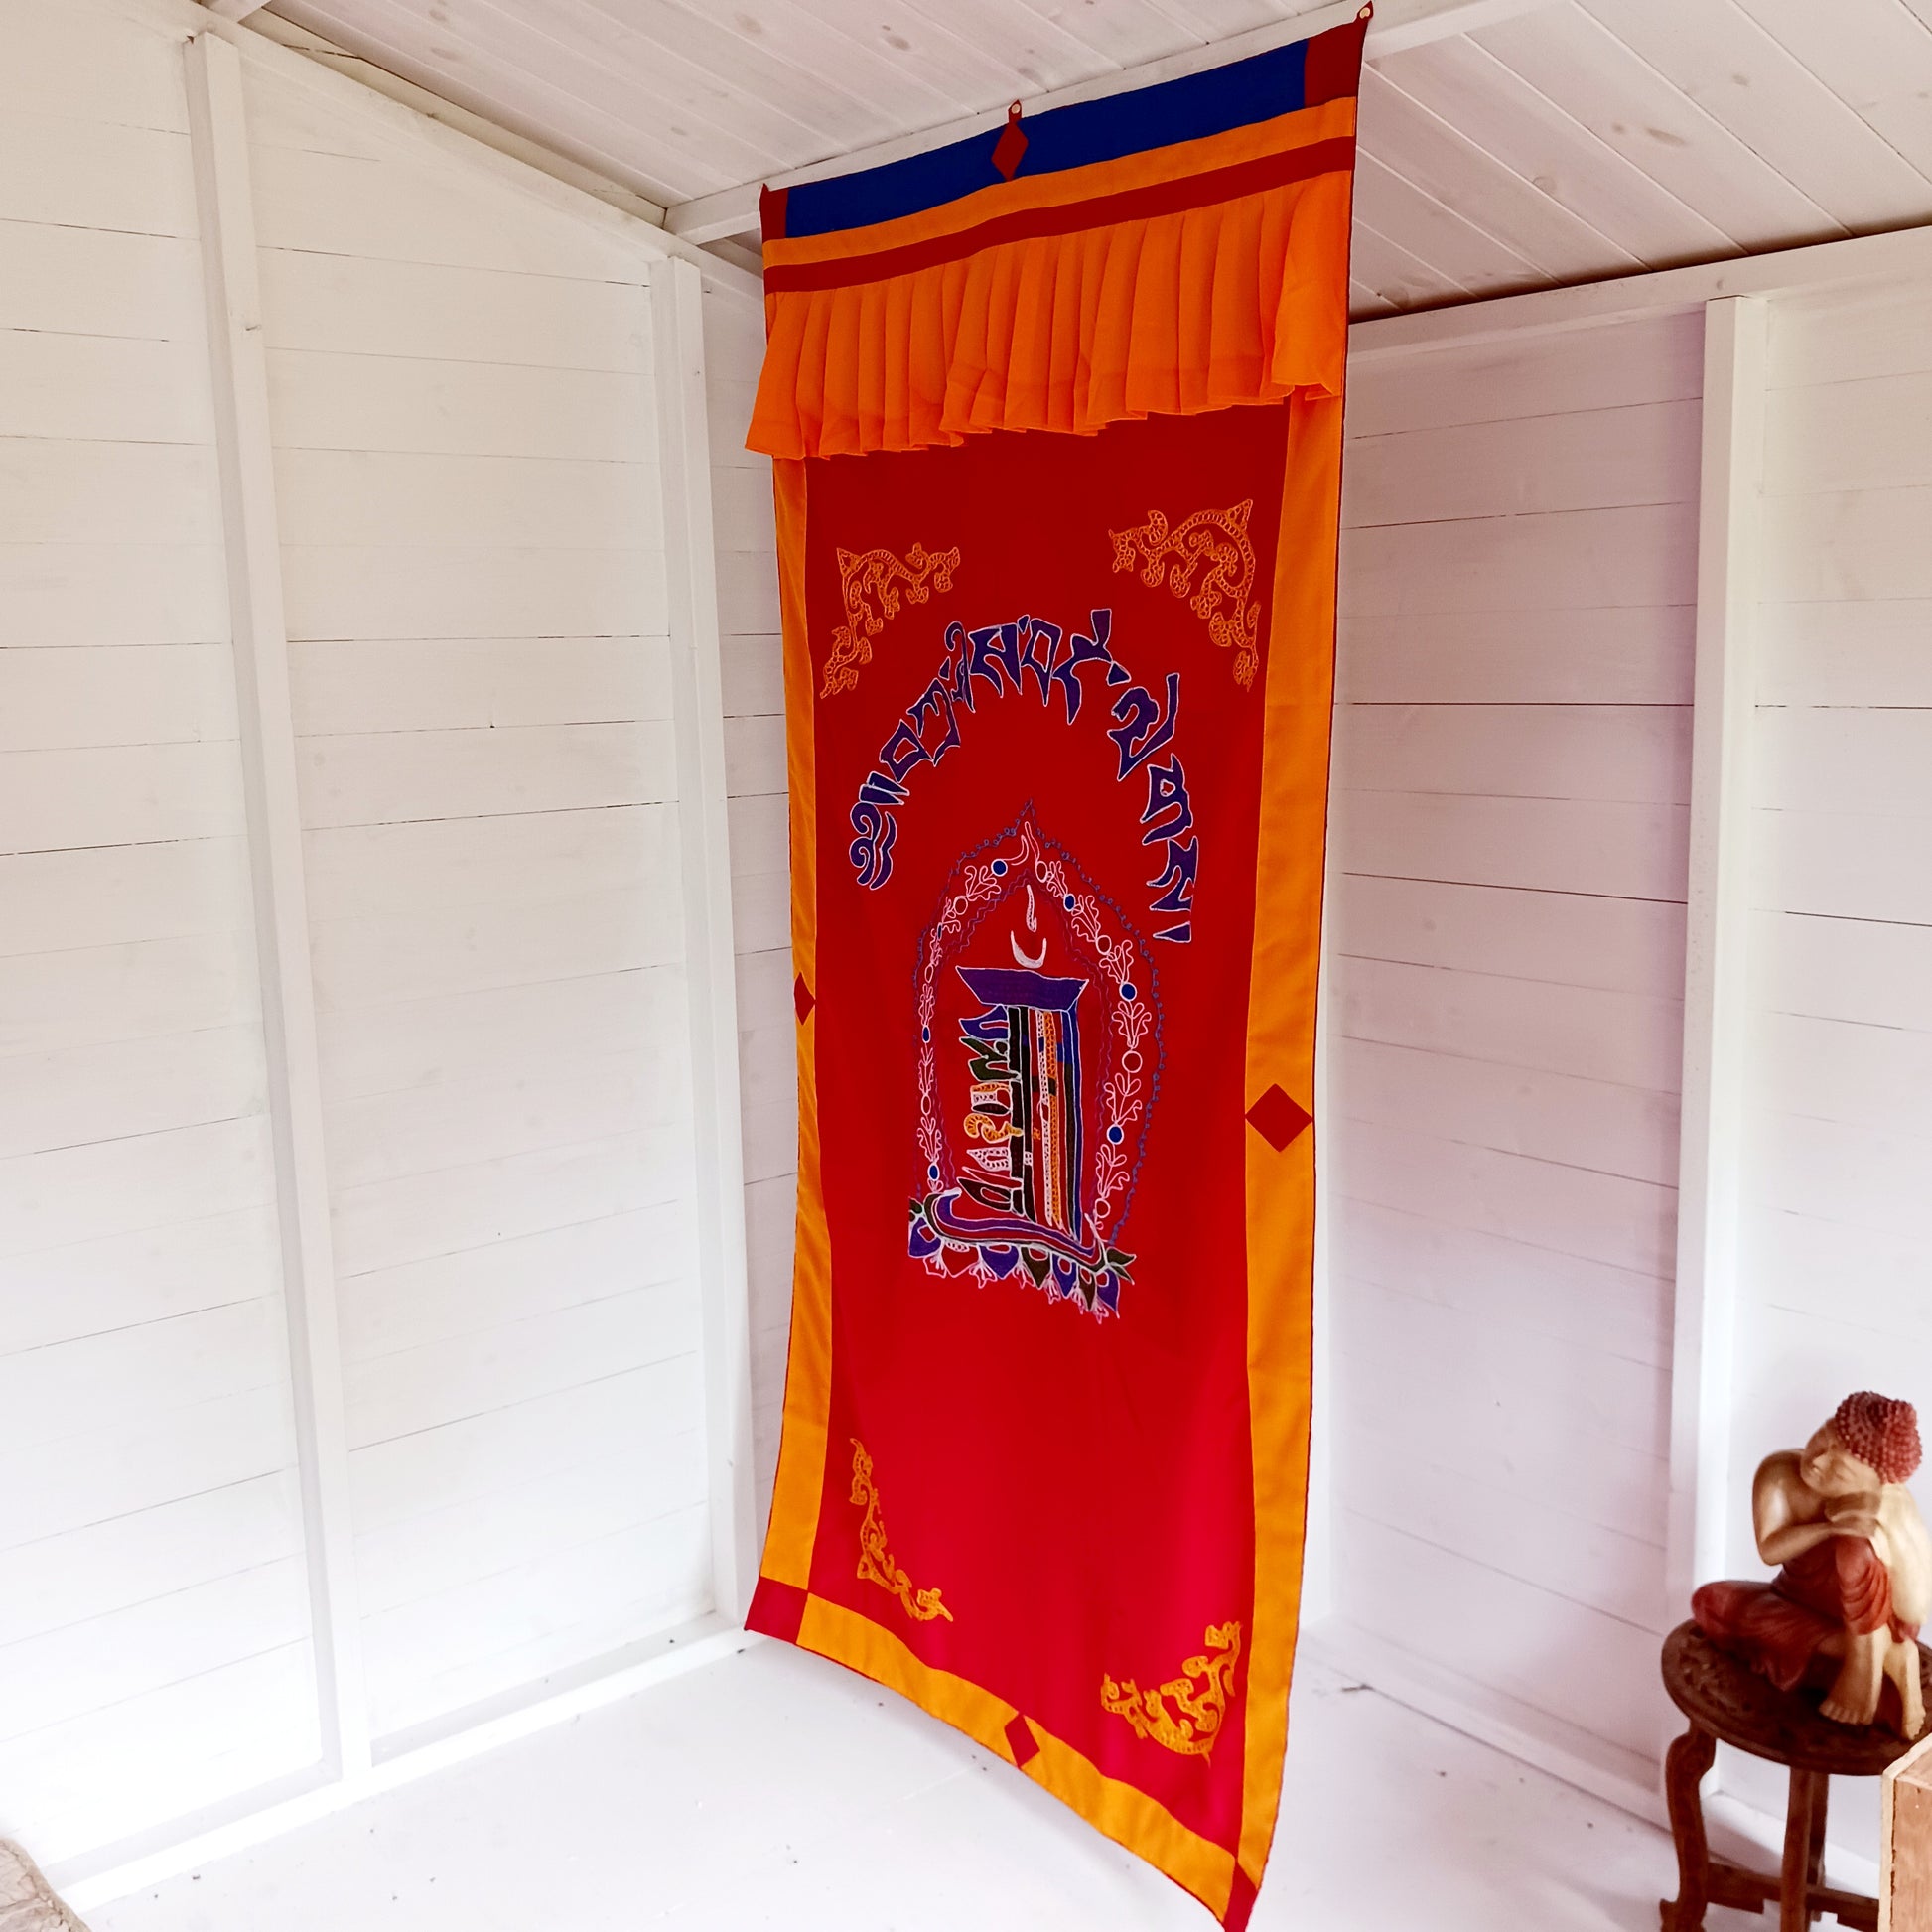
749 169 1352 461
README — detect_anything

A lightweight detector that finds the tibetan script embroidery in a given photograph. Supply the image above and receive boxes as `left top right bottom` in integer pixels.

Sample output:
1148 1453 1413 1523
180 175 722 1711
1101 1621 1242 1757
850 1440 953 1623
1109 501 1260 689
823 542 961 697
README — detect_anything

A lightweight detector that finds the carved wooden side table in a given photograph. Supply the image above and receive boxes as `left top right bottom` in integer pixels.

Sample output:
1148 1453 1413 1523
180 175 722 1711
1661 1620 1932 1932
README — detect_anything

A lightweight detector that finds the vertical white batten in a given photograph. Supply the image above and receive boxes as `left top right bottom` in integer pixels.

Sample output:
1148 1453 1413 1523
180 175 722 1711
183 28 371 1777
1665 296 1767 1661
650 256 760 1620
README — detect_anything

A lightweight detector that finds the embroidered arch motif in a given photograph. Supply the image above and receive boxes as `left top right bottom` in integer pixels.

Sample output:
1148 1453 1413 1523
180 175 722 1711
1109 501 1260 688
1102 1622 1243 1758
850 1441 953 1623
823 541 961 696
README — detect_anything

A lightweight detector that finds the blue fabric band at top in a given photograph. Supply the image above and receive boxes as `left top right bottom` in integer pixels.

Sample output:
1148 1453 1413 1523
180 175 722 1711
779 36 1311 240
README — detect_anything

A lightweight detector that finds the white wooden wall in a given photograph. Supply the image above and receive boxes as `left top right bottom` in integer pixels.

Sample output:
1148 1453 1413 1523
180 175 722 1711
699 293 791 1528
1323 312 1702 1790
0 0 319 1863
1319 251 1932 1876
1716 273 1932 1862
238 42 712 1744
0 0 754 1886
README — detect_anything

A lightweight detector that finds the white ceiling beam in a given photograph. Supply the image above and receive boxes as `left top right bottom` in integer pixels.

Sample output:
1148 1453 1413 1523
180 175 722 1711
664 0 1558 246
204 0 274 19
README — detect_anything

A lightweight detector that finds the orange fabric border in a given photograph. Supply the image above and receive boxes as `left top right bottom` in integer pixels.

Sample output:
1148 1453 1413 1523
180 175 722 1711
1235 390 1340 1888
793 1592 1239 1920
759 456 832 1589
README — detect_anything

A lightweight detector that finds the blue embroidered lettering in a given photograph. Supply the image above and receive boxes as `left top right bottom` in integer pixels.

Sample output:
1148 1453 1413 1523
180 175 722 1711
967 621 1022 697
907 678 961 764
1140 757 1194 846
880 719 930 783
1049 609 1114 724
850 801 897 889
1108 673 1180 781
1019 616 1061 707
1148 836 1197 916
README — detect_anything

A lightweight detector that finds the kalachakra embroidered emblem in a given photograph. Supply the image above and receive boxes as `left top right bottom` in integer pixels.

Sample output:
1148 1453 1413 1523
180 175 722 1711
822 542 961 697
1101 1621 1242 1757
1109 501 1260 689
850 1440 953 1622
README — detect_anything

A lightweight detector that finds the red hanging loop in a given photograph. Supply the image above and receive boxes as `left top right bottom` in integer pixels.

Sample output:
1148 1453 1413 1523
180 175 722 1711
991 97 1029 181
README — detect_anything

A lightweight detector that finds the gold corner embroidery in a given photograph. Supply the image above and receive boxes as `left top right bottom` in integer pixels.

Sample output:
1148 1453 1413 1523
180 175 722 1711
850 1439 953 1623
822 543 961 697
1108 501 1260 688
1101 1621 1242 1758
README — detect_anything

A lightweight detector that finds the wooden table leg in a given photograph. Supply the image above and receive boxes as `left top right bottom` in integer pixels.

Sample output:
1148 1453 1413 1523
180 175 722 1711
1782 1766 1823 1932
1805 1772 1829 1926
1662 1723 1718 1931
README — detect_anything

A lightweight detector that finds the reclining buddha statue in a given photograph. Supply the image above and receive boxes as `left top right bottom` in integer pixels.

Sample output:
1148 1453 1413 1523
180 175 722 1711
1694 1391 1930 1738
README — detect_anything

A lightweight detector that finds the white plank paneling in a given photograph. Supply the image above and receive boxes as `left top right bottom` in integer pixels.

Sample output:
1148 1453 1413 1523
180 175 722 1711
1473 6 1843 252
1579 0 1932 235
1723 272 1932 1862
237 27 715 1744
1338 605 1694 705
1355 64 1638 284
0 543 229 649
0 0 317 1871
1326 307 1699 1777
255 249 652 370
1369 35 1741 270
700 282 793 1535
265 351 654 462
1734 0 1932 183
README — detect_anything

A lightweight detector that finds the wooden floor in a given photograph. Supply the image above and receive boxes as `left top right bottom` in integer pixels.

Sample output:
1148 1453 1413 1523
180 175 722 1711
89 1643 1677 1930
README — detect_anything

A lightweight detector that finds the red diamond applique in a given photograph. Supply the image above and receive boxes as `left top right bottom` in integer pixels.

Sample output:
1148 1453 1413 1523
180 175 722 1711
991 103 1028 182
1246 1084 1311 1151
793 974 815 1025
1004 1713 1039 1767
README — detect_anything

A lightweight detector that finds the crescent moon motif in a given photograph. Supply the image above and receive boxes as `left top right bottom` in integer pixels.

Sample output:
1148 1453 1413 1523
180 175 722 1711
1011 929 1047 970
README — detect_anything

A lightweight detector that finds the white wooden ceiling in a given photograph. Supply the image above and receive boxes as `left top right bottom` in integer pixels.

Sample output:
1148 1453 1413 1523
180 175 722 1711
263 0 1932 314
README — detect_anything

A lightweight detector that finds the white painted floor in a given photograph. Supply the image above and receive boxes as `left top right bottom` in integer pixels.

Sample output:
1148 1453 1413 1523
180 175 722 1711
91 1645 1678 1931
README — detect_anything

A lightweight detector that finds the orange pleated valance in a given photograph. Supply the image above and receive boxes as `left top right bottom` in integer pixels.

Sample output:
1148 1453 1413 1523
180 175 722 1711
748 52 1362 461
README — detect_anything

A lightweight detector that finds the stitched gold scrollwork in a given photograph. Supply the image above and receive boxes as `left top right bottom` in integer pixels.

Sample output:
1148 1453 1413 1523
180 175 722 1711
1101 1621 1242 1758
850 1440 953 1623
822 543 961 697
1108 501 1260 688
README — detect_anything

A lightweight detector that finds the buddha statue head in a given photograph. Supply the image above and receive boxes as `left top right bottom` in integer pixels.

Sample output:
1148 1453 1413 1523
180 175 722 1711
1802 1392 1922 1498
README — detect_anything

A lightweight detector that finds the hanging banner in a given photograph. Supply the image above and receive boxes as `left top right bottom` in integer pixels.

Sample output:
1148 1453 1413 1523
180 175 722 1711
744 18 1363 1923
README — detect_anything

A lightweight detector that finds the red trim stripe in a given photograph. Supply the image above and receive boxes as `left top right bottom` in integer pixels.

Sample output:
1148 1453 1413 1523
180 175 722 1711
762 135 1355 294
